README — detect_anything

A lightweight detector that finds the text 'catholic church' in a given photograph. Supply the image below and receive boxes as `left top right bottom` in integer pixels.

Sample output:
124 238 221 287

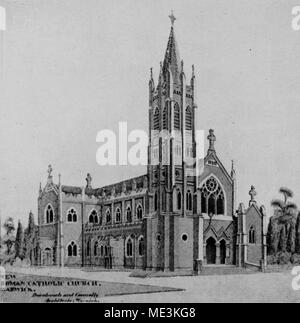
33 14 268 274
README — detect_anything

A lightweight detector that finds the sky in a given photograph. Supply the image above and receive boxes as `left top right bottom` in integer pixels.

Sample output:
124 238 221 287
0 0 300 226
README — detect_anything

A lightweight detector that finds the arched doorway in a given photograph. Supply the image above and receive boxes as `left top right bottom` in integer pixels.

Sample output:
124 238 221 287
220 240 226 265
43 248 52 266
206 237 216 264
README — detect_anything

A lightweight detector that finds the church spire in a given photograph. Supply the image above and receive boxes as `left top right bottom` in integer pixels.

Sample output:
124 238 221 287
163 11 181 82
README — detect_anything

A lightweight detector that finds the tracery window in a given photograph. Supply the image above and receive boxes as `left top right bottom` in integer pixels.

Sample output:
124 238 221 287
89 210 99 224
45 204 54 224
67 208 77 223
200 177 225 215
67 241 77 257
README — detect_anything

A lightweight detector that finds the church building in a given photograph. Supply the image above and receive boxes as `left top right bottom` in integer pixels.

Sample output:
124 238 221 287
33 14 268 274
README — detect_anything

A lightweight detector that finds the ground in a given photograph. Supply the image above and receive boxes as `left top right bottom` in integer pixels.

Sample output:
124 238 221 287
1 266 300 303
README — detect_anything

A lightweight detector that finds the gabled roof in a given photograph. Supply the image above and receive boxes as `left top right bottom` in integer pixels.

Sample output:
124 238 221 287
204 151 233 184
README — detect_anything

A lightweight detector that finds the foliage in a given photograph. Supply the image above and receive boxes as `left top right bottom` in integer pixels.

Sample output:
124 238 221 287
15 221 24 259
3 217 16 255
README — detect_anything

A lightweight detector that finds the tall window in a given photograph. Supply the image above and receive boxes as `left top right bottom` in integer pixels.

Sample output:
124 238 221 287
67 241 77 257
94 241 98 256
136 204 143 220
86 240 91 257
249 226 256 244
154 192 158 211
115 208 121 223
174 103 180 130
177 189 182 210
200 177 225 216
67 208 77 223
163 107 168 130
126 206 132 223
126 238 133 257
45 204 54 224
185 106 192 130
138 236 144 256
106 209 111 224
153 107 160 130
89 210 99 224
186 191 193 211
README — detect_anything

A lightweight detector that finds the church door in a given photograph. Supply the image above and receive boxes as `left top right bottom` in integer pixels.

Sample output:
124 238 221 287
220 240 226 265
43 248 52 266
206 237 216 264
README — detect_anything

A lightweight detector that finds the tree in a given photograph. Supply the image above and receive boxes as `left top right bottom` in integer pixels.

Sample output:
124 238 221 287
296 212 300 253
15 221 24 259
269 187 298 255
23 211 36 260
3 217 15 255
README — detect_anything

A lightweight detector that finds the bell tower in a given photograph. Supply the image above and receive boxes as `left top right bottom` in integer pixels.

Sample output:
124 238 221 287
146 12 198 271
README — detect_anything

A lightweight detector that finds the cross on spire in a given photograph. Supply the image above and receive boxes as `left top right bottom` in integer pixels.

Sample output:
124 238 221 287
47 164 53 178
169 10 176 26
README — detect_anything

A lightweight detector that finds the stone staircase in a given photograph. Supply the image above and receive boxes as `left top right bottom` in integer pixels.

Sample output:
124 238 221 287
199 265 260 275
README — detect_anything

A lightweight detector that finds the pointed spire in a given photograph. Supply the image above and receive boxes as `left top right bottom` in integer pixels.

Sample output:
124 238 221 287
163 12 181 82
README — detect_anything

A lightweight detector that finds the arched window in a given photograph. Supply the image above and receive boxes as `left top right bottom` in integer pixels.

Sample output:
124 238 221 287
89 210 98 224
174 103 180 130
115 208 121 223
177 189 182 210
249 226 256 244
67 208 77 223
186 191 193 211
126 206 132 223
154 192 158 211
185 106 192 130
94 241 98 256
163 107 168 130
67 241 77 257
45 204 54 224
136 204 143 220
153 107 160 130
126 238 133 257
138 236 144 256
200 177 225 216
106 209 111 224
100 245 104 257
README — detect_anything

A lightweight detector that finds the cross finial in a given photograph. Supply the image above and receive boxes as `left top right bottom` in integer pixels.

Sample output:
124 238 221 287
47 164 53 178
207 129 216 153
249 185 257 206
169 10 176 26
